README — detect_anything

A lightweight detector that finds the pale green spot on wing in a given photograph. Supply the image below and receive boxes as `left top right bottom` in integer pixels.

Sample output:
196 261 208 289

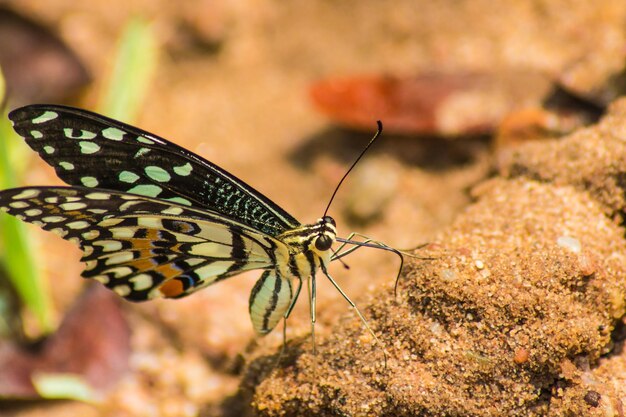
127 184 163 197
137 217 163 229
160 206 184 215
144 166 171 182
93 275 110 285
113 285 131 297
50 228 68 237
12 189 39 199
66 221 90 230
136 136 155 145
194 261 235 279
79 141 101 154
107 266 134 278
108 227 134 238
82 230 100 239
32 111 58 124
185 258 205 267
64 128 96 140
59 161 75 170
99 218 125 227
173 163 193 176
60 202 87 211
129 274 154 291
81 176 99 187
105 252 135 266
24 208 42 216
189 242 233 258
164 196 192 206
119 200 141 211
42 216 64 223
119 171 140 184
82 245 95 256
85 192 110 200
93 240 123 252
102 127 125 141
43 146 55 155
134 148 150 158
30 130 43 139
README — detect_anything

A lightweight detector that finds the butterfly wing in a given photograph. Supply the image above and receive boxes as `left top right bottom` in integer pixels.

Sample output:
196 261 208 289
8 105 300 236
0 187 283 301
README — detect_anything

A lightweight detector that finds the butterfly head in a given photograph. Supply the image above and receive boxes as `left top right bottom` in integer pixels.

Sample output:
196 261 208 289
313 215 336 253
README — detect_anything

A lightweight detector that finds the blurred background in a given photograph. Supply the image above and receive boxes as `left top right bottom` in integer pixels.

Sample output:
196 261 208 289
0 1 624 416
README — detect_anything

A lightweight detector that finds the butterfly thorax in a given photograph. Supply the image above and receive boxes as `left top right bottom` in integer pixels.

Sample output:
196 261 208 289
267 216 335 285
277 215 336 268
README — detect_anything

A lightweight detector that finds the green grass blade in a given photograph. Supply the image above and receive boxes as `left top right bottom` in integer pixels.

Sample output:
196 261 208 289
0 17 157 335
32 372 97 402
97 18 158 121
0 63 4 104
0 68 54 333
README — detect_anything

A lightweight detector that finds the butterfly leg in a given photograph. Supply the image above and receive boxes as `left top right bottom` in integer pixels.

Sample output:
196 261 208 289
273 277 303 367
307 273 317 355
283 276 303 320
320 262 388 368
270 317 290 371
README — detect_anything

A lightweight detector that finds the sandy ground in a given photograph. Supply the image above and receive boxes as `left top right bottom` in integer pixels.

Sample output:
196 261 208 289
248 100 626 416
1 1 626 416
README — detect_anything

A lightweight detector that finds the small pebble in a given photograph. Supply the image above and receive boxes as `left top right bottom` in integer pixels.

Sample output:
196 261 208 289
578 254 596 276
513 348 529 364
440 269 457 281
583 390 601 407
557 236 581 253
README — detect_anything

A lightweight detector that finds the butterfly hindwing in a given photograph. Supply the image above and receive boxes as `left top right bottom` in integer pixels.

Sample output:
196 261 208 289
0 187 280 301
8 105 300 236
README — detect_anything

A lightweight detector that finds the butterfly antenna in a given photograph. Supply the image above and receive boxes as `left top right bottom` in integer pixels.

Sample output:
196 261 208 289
323 121 383 217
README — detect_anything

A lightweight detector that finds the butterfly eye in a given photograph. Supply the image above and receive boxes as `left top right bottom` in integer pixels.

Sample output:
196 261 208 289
322 215 336 227
315 234 333 251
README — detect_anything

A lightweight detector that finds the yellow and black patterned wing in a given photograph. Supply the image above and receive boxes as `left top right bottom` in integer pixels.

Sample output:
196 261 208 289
0 187 280 301
8 105 299 236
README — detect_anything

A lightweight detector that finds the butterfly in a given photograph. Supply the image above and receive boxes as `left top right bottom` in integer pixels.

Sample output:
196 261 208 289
0 104 395 350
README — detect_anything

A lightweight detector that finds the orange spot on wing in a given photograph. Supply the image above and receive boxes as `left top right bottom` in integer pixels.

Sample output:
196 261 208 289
159 279 184 298
130 258 158 270
155 263 182 280
122 249 181 279
131 230 161 250
64 210 93 220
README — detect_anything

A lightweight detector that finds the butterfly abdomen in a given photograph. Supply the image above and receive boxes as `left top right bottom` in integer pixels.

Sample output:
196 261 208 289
249 270 293 334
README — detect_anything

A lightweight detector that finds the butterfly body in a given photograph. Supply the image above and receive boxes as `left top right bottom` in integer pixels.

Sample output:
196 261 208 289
249 216 336 333
0 105 342 335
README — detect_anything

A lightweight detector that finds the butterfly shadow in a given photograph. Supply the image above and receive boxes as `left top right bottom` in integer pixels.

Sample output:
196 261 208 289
288 126 490 173
204 336 308 417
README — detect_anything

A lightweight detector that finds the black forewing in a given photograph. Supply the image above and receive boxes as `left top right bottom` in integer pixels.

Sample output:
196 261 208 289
8 104 300 236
